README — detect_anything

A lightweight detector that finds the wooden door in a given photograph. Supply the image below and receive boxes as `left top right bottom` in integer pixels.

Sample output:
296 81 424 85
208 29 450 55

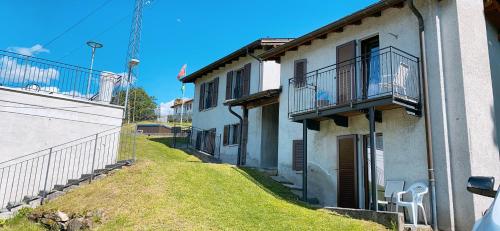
338 135 358 208
336 41 357 105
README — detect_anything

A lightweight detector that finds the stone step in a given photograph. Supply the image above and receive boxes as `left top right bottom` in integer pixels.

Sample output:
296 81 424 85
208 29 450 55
6 202 22 210
105 164 122 170
93 169 108 174
259 168 278 176
282 183 303 191
53 184 66 191
67 179 81 185
117 159 133 165
270 175 292 185
23 195 40 203
81 174 92 180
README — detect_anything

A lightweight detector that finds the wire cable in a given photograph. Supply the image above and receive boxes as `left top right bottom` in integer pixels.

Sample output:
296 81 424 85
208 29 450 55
32 0 114 54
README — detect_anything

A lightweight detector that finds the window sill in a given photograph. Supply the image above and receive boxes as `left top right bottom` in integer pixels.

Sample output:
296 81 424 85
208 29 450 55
199 106 216 112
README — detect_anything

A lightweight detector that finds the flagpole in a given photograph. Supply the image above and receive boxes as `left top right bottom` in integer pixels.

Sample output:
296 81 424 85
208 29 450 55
180 84 185 125
180 65 186 126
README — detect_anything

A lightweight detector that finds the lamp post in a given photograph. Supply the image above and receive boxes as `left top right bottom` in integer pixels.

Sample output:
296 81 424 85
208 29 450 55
124 58 140 123
86 41 103 97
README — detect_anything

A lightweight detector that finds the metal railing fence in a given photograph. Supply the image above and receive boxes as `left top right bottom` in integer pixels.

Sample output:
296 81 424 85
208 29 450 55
0 126 136 210
0 49 126 105
288 46 420 116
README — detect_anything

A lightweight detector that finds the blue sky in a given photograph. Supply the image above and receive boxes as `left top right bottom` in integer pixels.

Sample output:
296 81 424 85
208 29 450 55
0 0 377 112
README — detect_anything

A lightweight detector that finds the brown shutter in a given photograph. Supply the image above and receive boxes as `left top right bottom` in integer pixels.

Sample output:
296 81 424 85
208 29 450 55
223 125 229 146
336 40 356 104
292 140 304 171
242 63 251 96
226 71 233 100
212 77 219 107
199 83 206 111
294 59 307 87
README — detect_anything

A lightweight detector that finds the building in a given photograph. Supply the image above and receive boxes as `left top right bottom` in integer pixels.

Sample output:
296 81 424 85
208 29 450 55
0 49 133 211
181 38 293 166
169 98 193 122
256 1 499 231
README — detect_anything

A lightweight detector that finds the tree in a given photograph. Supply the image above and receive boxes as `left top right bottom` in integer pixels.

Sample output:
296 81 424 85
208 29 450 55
115 87 157 122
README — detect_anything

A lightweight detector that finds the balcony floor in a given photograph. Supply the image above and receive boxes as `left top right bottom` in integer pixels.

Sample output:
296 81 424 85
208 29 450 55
290 94 420 122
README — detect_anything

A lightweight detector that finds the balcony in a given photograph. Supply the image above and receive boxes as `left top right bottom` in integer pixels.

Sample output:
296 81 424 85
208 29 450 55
288 46 421 122
0 50 125 105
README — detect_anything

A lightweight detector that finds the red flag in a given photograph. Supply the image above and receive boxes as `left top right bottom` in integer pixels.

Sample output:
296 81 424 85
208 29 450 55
177 64 187 80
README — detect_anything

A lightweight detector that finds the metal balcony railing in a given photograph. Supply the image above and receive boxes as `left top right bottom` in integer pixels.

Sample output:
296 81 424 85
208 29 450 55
288 46 420 116
0 50 126 105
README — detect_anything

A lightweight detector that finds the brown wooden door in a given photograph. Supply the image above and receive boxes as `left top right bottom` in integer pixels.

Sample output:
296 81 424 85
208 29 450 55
338 135 358 208
336 41 357 105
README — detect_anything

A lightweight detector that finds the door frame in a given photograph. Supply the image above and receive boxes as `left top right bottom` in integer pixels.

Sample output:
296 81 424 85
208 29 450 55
360 35 380 99
336 41 357 105
337 134 359 208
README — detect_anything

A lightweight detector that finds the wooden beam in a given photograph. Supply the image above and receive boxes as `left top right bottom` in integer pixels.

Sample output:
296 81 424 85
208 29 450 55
289 47 298 51
351 20 362 26
334 27 344 33
364 110 382 123
371 11 382 17
318 33 328 39
326 114 348 128
303 41 312 46
392 2 404 8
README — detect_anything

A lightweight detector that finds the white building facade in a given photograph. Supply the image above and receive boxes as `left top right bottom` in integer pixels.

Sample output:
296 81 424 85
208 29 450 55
259 1 500 231
183 39 291 167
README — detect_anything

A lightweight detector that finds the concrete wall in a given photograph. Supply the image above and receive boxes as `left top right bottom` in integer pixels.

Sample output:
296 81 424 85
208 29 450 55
191 49 280 166
276 1 499 230
486 19 500 147
0 87 123 162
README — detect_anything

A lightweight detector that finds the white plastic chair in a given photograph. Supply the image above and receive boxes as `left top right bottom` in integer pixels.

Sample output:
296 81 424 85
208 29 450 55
377 180 405 211
395 182 429 229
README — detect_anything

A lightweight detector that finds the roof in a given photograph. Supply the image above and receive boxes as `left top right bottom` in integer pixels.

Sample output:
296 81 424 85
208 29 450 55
259 0 405 61
170 98 193 108
180 38 294 83
224 88 281 109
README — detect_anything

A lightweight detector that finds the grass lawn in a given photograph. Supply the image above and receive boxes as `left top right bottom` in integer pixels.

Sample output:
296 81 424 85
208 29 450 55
2 135 386 230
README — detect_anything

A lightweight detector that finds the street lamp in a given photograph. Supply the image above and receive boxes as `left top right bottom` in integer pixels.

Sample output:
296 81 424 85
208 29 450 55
124 58 140 123
86 41 103 97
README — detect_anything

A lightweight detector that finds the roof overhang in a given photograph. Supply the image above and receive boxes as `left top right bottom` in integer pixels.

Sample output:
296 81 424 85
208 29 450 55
181 39 294 83
224 88 281 109
485 0 500 40
259 0 406 62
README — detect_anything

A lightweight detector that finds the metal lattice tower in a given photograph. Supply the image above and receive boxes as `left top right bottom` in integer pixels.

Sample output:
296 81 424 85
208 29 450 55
124 0 145 76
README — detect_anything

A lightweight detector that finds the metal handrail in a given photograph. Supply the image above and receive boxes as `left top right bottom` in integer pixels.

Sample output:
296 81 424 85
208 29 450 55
0 126 136 210
0 50 125 104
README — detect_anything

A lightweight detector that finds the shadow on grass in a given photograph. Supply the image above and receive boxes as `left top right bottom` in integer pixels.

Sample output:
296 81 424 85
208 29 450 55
149 137 312 209
233 167 313 209
148 137 220 164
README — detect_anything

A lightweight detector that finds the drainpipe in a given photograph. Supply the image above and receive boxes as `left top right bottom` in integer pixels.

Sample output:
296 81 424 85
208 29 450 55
228 105 243 166
408 0 438 230
247 47 264 91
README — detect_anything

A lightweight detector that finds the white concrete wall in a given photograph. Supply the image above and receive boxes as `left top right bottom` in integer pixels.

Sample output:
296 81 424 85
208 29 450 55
191 49 280 166
0 87 124 208
276 1 499 230
0 87 123 162
486 19 500 147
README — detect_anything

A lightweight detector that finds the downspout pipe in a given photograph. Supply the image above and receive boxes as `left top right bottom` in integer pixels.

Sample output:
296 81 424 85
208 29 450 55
408 0 438 230
247 47 264 91
228 105 243 166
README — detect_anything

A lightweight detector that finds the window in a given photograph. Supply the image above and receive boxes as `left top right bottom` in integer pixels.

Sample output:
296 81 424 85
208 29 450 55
294 59 307 87
226 63 251 100
223 124 240 146
199 77 219 111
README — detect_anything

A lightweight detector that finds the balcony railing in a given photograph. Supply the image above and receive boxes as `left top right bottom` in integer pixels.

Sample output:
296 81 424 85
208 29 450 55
288 46 420 116
0 50 126 105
